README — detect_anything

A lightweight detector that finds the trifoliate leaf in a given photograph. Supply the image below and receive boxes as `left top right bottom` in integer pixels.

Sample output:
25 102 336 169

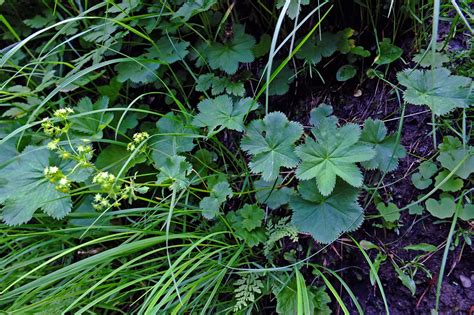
437 147 474 180
254 177 294 209
192 95 258 134
156 155 192 191
290 180 364 244
70 96 114 139
425 195 455 219
375 38 402 65
397 67 472 115
207 24 255 74
295 106 375 196
376 202 400 222
434 170 463 192
276 0 310 19
360 119 406 172
0 147 72 225
241 112 303 181
336 64 357 81
115 60 160 84
145 37 190 64
413 50 449 68
459 204 474 221
151 112 196 165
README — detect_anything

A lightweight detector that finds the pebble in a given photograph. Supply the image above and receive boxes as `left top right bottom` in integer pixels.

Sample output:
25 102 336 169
459 274 471 288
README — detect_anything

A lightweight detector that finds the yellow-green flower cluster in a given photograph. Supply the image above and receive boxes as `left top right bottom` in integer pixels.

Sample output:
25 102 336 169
43 166 71 193
127 132 150 151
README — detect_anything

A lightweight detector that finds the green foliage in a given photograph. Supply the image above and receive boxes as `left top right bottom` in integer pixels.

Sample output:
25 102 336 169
195 73 245 96
375 38 403 65
277 0 310 19
241 112 303 181
151 112 196 164
434 170 463 192
255 177 294 209
397 67 473 115
336 64 357 81
274 272 331 315
70 97 114 139
156 156 193 191
227 204 267 247
411 161 438 190
233 273 264 312
200 178 232 219
425 195 456 219
207 24 256 74
376 202 400 223
193 95 258 135
437 137 474 180
290 180 364 244
0 147 86 225
295 105 375 196
360 119 406 172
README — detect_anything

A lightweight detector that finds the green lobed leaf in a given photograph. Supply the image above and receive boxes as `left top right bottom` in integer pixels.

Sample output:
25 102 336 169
241 112 303 181
156 155 193 191
0 147 73 225
434 170 463 192
290 180 364 244
151 112 196 165
295 105 375 196
397 67 472 115
360 119 406 172
192 95 259 134
207 24 255 74
70 96 114 139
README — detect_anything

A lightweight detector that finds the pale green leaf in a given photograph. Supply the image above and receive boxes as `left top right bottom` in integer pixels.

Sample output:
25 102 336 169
397 67 472 115
192 95 258 134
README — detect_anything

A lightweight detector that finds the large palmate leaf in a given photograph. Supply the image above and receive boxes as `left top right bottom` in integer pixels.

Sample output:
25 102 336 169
207 24 256 74
173 0 217 21
290 180 364 244
192 95 258 134
397 67 472 115
0 146 72 225
360 119 406 172
115 59 160 84
295 106 375 196
241 112 303 181
70 96 114 139
151 112 196 165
